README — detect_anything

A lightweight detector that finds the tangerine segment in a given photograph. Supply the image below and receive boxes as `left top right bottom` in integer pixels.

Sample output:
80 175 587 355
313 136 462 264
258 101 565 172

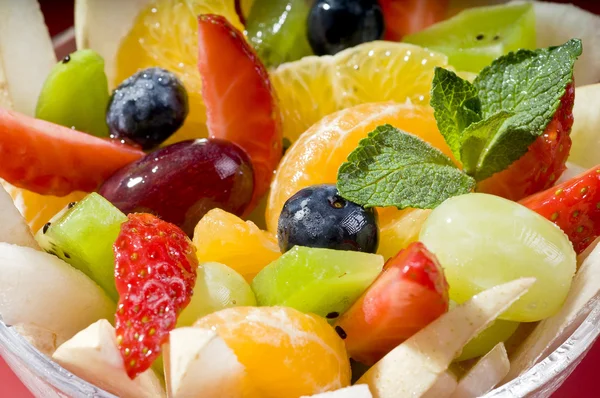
115 0 243 144
193 209 281 281
194 306 351 397
266 102 451 234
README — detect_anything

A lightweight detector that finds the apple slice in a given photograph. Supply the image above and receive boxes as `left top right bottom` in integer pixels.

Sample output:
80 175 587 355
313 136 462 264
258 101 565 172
0 242 114 340
165 327 247 398
0 183 38 249
0 0 56 115
74 0 150 85
11 323 59 357
301 385 373 398
53 319 165 398
450 343 509 398
505 241 600 381
356 278 535 398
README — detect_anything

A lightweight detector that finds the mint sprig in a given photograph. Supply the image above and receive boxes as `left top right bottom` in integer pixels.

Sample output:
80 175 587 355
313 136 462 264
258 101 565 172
337 125 475 209
337 39 581 210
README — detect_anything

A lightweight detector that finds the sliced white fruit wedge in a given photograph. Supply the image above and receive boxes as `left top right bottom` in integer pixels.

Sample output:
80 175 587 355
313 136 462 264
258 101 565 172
451 343 509 398
165 327 246 398
505 242 600 381
0 243 114 340
569 84 600 169
74 0 150 85
0 0 56 115
0 183 38 249
53 319 165 398
356 278 535 398
301 385 373 398
422 371 457 398
11 323 59 357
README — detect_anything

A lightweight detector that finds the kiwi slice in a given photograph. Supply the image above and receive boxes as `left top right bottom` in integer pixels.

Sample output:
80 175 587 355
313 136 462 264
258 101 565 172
36 49 110 137
404 3 536 73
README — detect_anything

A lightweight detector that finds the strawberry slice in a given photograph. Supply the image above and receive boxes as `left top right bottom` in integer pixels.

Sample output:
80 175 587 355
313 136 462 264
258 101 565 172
379 0 449 41
520 165 600 255
113 213 198 378
197 14 283 208
477 82 575 201
0 108 144 196
334 242 449 365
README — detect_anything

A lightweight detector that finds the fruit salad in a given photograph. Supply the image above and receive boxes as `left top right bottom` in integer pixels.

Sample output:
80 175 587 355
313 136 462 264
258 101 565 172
2 0 600 397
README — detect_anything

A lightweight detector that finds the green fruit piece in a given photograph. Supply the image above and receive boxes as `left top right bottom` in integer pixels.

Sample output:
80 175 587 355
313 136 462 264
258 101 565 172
251 246 384 321
404 3 536 73
35 193 126 302
419 193 576 322
245 0 313 68
455 319 519 361
36 49 110 137
177 262 257 327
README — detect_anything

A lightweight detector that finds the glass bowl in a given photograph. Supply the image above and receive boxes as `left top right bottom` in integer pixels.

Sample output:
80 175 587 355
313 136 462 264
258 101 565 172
1 295 599 398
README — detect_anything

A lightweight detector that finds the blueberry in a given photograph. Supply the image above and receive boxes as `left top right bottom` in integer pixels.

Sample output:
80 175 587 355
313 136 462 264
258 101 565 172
278 184 378 253
307 0 385 56
106 67 188 150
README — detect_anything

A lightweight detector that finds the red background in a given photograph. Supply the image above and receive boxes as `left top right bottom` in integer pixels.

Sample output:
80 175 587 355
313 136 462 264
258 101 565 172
1 0 600 396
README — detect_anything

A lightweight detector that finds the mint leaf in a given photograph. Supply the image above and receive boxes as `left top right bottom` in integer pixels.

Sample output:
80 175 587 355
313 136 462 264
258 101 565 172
460 111 513 175
472 39 582 180
430 67 481 162
337 125 476 209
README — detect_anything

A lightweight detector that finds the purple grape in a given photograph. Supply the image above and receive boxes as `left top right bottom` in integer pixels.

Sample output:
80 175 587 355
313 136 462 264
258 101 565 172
99 139 254 236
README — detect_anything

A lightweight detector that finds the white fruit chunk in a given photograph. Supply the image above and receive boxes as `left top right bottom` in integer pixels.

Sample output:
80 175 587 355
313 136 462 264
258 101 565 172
0 243 114 340
451 343 509 398
11 323 60 357
53 319 165 398
74 0 150 85
0 183 38 249
0 0 56 115
423 371 457 398
356 278 534 398
505 242 600 381
301 385 373 398
165 327 246 398
569 84 600 169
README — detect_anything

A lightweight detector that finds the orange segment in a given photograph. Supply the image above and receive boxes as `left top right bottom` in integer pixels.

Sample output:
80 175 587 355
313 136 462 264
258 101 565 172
194 306 351 397
115 0 243 144
266 102 451 239
193 209 281 281
2 181 86 234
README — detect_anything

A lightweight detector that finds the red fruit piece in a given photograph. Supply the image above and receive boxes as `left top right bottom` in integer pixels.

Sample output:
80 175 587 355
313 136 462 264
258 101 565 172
477 82 575 201
334 241 449 365
0 108 144 196
379 0 449 41
520 165 600 255
113 213 198 378
197 14 283 209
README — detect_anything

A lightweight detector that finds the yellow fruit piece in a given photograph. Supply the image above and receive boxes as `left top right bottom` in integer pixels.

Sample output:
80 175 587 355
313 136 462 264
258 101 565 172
193 209 280 281
194 306 351 397
376 207 432 261
2 181 86 234
271 42 449 142
115 0 243 145
266 102 449 236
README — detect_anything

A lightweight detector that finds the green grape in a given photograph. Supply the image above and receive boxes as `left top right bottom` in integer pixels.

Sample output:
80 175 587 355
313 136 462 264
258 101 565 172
36 49 110 137
177 262 256 326
245 0 313 68
404 3 536 73
457 318 519 361
420 193 576 322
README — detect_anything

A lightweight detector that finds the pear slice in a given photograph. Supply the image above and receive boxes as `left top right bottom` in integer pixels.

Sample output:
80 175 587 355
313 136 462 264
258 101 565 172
568 83 600 169
301 385 373 398
505 242 600 381
53 319 165 398
451 343 509 398
356 278 535 398
11 323 60 357
423 371 458 398
0 183 38 249
0 242 114 340
74 0 150 85
165 327 247 398
0 0 56 115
